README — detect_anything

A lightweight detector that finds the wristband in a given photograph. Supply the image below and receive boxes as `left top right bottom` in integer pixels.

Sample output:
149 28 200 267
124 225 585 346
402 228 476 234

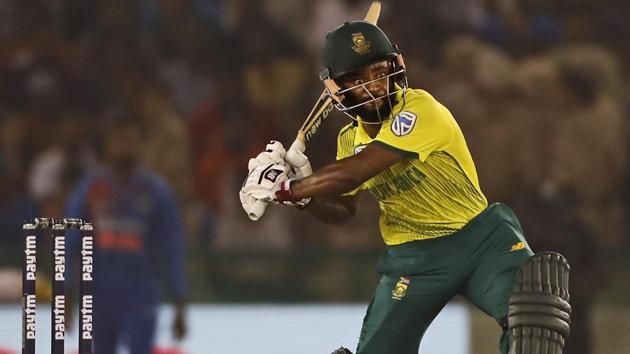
275 179 311 208
275 180 294 202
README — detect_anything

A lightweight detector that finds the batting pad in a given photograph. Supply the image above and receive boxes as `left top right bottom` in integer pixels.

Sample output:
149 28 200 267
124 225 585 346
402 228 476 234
508 252 572 354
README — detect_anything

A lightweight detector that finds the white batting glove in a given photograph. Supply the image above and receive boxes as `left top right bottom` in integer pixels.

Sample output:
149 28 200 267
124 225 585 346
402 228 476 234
248 140 287 172
280 139 312 208
239 189 268 221
241 162 290 201
239 161 290 221
285 139 312 179
240 141 290 221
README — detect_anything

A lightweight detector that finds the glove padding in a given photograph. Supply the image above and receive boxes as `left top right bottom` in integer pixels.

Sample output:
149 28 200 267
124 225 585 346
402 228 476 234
248 140 286 172
240 162 290 220
239 190 268 221
240 141 288 221
280 139 312 208
240 139 312 220
285 138 312 179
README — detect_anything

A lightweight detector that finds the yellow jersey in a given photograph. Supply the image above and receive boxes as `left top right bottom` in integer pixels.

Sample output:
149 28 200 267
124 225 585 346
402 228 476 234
336 88 488 245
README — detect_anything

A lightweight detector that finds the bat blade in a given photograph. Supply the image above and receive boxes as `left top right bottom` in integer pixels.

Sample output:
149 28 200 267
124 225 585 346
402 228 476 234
297 95 333 144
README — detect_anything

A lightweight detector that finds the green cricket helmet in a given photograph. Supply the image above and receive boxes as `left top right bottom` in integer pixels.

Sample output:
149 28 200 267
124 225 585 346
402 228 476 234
321 21 398 79
319 21 407 123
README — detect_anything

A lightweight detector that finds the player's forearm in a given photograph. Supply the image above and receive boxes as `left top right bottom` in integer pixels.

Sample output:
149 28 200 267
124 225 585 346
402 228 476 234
289 144 401 201
291 160 363 200
305 197 356 224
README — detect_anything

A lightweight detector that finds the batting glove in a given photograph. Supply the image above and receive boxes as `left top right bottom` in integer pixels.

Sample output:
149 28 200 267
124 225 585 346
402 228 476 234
239 189 268 221
239 161 290 220
278 138 312 208
248 140 287 172
241 161 290 200
285 138 313 179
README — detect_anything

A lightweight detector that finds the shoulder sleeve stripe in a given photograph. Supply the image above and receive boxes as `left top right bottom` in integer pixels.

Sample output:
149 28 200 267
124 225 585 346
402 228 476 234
371 140 419 159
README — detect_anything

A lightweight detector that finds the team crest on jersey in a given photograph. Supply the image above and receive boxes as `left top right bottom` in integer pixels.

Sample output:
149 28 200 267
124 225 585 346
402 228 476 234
391 112 417 137
351 32 371 55
354 145 367 154
392 276 411 300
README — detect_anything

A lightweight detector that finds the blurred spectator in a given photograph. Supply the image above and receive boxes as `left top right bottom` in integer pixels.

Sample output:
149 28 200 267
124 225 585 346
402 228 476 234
476 0 562 54
507 55 566 194
546 45 627 246
64 117 188 354
28 113 94 218
132 86 192 203
188 98 226 249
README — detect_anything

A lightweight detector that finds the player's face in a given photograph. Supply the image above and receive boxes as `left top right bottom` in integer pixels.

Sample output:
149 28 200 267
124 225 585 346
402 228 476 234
336 60 399 123
339 60 391 110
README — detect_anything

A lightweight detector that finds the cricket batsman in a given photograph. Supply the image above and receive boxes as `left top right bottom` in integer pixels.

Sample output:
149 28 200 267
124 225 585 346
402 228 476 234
240 21 571 354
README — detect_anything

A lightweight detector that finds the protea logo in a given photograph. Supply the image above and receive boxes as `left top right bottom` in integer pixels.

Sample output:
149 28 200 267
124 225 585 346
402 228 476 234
351 32 371 55
391 111 417 137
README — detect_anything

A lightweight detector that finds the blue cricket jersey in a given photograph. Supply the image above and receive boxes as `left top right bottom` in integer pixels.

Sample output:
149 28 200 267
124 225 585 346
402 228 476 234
64 167 187 305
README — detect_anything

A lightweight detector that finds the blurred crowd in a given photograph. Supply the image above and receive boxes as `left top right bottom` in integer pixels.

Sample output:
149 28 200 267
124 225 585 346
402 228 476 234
0 0 629 299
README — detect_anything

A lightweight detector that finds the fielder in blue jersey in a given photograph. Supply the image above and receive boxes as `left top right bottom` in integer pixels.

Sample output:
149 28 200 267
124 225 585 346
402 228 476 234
64 119 188 354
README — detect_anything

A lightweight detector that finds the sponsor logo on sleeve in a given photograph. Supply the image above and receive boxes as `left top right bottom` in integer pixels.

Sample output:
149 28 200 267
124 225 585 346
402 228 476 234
391 111 417 137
